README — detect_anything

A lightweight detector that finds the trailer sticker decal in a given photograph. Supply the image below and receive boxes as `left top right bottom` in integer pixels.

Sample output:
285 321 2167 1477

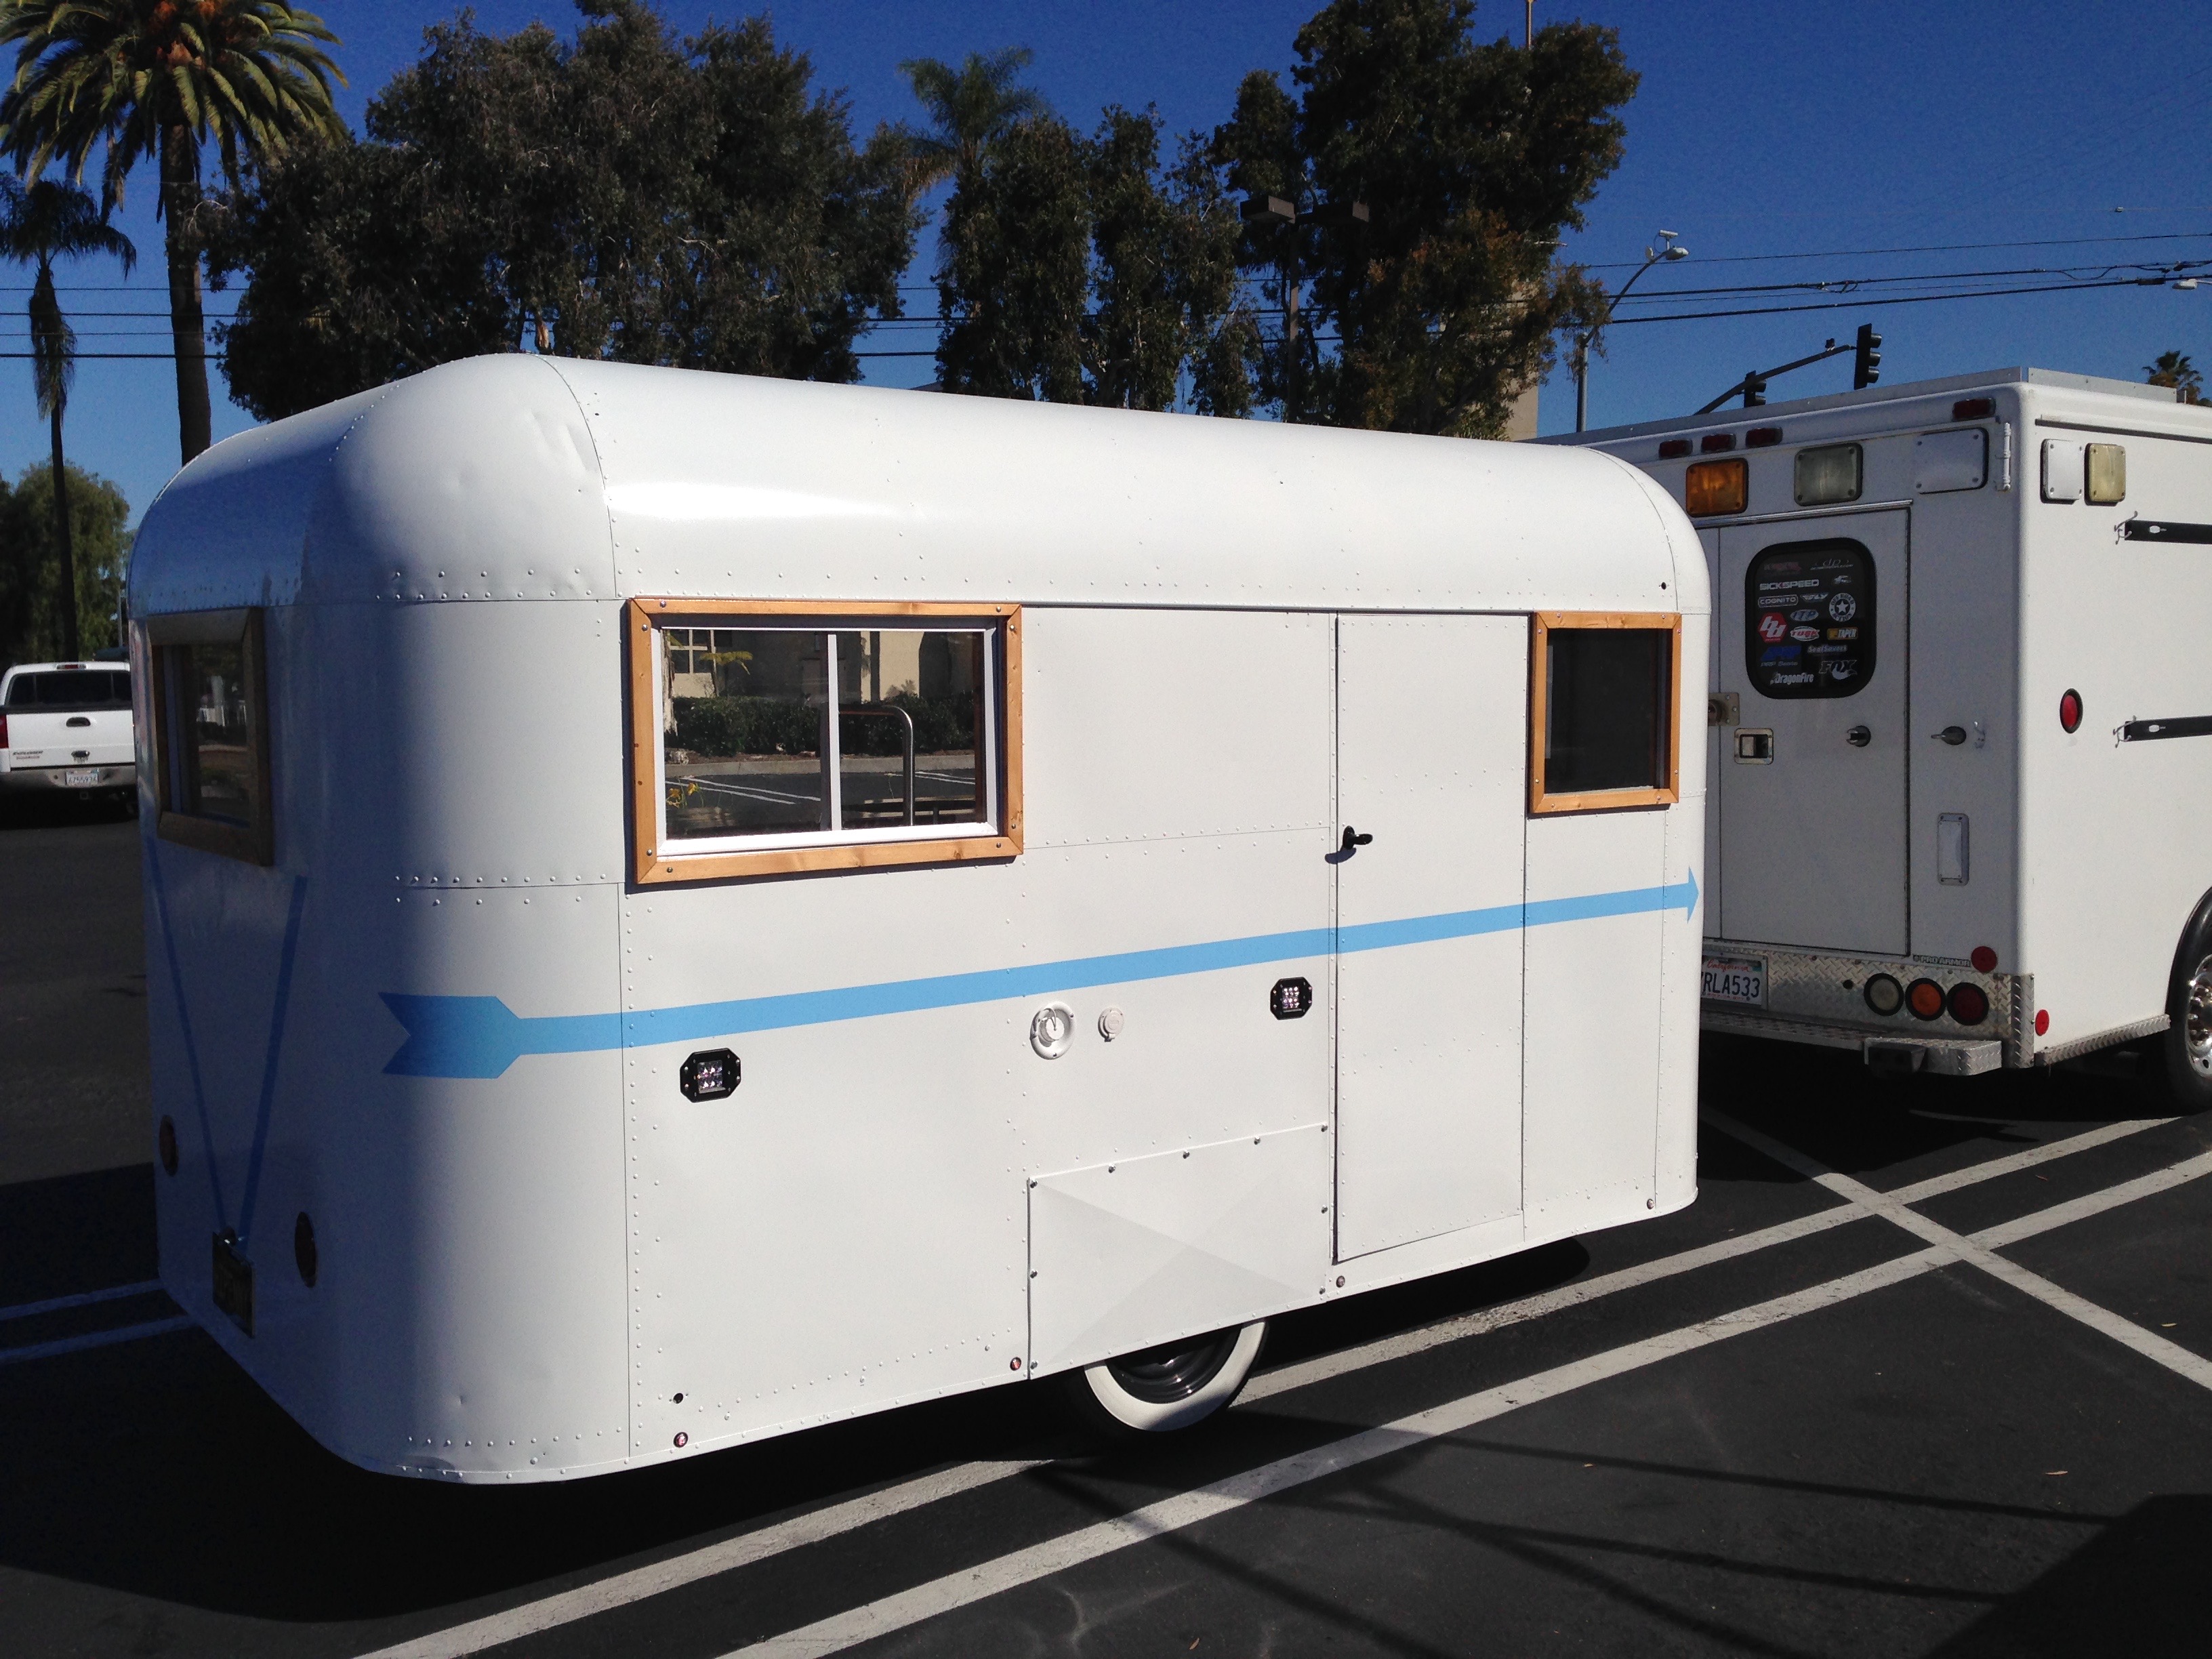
1744 538 1876 700
380 871 1700 1080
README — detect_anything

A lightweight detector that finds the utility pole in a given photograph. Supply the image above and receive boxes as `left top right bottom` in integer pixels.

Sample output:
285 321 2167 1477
1525 1 1534 49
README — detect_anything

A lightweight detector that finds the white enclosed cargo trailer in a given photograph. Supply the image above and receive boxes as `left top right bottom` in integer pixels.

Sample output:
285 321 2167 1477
1553 367 2212 1101
129 355 1708 1483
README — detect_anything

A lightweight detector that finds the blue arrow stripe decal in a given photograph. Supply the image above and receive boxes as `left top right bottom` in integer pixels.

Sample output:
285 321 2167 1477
382 869 1698 1080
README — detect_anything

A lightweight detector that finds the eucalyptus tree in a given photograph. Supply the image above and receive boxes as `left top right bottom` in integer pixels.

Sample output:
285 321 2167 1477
0 175 131 659
0 0 346 463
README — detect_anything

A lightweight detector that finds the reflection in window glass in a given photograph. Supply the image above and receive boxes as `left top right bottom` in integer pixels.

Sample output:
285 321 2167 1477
662 629 828 840
7 670 130 709
1544 628 1671 795
178 641 255 825
836 630 985 832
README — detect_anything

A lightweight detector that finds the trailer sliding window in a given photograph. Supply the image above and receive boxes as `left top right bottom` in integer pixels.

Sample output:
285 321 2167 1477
628 600 1021 883
1528 612 1681 815
145 607 275 864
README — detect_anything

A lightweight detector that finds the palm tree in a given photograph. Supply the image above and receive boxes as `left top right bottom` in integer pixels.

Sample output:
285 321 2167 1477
897 47 1048 192
2146 350 2203 405
0 1 344 466
0 174 131 660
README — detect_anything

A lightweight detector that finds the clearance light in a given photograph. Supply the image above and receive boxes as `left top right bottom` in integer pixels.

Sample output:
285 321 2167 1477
2060 689 2083 733
1948 983 1990 1025
158 1115 178 1175
1971 945 1998 972
1699 432 1736 454
1952 398 1996 421
1906 978 1946 1021
1658 438 1692 459
1746 427 1784 448
1795 443 1863 506
294 1212 319 1287
1685 458 1748 516
1863 974 1905 1017
2035 1009 2051 1036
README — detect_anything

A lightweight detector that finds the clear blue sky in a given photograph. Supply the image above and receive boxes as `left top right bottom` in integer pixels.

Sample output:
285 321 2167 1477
3 0 2207 527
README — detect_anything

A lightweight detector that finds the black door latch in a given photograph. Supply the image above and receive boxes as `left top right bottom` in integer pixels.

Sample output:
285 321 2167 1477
1845 726 1871 747
1339 826 1374 854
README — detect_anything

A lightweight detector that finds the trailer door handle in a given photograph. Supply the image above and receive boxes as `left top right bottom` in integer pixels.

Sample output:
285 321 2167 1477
1339 826 1373 854
1931 725 1968 746
1845 726 1870 747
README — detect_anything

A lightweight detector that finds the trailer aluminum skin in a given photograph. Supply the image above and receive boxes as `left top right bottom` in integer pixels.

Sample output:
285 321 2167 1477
129 355 1708 1483
1551 368 2212 1099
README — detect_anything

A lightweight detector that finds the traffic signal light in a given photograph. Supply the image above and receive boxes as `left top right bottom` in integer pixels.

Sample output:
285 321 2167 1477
1853 323 1882 389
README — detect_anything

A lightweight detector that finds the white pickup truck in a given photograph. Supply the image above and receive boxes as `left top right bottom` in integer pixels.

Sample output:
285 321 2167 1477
0 660 136 804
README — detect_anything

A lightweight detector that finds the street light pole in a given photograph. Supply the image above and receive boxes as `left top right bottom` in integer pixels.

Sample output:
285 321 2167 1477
1574 230 1687 433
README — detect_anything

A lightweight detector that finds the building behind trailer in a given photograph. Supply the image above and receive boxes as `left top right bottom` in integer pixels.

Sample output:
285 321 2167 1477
1552 368 2212 1102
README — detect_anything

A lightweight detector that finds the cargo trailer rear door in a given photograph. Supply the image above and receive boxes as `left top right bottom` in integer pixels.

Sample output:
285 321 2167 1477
1716 510 1909 954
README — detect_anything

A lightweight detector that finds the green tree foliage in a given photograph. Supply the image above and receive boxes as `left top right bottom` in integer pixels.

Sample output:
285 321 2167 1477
1213 0 1637 436
207 2 920 422
0 463 129 665
927 98 1252 411
0 176 135 661
0 0 345 462
2147 350 2203 404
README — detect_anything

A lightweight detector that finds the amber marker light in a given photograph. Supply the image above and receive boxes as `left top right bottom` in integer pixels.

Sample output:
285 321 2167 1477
1906 978 1947 1021
1685 457 1748 516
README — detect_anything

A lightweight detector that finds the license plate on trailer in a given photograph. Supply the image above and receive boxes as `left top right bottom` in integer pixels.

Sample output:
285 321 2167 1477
62 769 100 787
1702 956 1767 1006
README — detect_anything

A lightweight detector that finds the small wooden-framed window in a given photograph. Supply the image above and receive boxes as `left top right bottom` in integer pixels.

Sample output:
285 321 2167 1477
628 599 1022 884
1528 611 1681 815
146 607 274 864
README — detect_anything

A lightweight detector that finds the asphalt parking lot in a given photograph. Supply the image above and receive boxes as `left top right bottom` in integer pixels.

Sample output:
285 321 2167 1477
5 801 2209 1658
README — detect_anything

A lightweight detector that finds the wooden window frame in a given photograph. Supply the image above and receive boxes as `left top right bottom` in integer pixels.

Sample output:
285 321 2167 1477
627 598 1023 884
146 607 276 865
1528 610 1682 816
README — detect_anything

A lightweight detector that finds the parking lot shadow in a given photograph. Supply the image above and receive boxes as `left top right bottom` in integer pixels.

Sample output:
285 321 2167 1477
0 1163 156 1306
1700 1033 2179 1186
1929 1492 2212 1658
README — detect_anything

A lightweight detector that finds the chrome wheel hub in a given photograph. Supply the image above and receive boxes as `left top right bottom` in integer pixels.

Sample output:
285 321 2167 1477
2188 954 2212 1078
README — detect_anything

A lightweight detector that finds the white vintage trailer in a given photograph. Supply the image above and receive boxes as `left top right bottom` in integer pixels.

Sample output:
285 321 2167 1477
129 355 1707 1483
1554 368 2212 1101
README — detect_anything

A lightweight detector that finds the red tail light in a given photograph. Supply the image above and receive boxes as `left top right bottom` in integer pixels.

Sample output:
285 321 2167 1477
1947 983 1990 1025
0 711 7 746
2059 689 2082 733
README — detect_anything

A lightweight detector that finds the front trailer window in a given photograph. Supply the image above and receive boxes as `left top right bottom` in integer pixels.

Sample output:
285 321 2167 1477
1530 612 1681 815
636 605 1017 882
148 609 273 863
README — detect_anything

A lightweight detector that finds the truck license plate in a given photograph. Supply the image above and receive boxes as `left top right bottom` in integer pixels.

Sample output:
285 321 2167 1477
1702 956 1767 1006
62 769 100 787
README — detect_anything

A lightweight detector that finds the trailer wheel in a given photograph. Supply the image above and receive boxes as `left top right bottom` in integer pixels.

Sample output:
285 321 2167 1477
2161 893 2212 1111
1063 1321 1268 1437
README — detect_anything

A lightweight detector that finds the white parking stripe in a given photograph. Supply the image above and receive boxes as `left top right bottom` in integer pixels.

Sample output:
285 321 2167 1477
1889 1116 2175 1202
721 1249 1954 1658
1973 1148 2212 1249
1709 1112 2212 1393
354 1461 1047 1659
0 1278 163 1324
352 1111 2188 1659
0 1315 192 1367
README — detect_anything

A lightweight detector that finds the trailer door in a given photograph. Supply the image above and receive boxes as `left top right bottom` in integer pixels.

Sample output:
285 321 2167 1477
1715 511 1909 954
1334 614 1526 1259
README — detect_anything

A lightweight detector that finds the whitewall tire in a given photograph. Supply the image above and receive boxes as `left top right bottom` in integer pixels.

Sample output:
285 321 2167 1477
1065 1322 1268 1436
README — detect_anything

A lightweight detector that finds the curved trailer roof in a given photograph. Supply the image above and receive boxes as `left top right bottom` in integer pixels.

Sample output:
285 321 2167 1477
129 354 1704 619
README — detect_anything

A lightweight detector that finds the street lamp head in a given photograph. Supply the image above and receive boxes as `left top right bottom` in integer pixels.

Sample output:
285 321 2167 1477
1662 245 1689 261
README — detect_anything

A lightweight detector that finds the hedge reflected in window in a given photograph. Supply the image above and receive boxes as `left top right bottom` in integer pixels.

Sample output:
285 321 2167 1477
1530 613 1681 815
660 625 992 847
